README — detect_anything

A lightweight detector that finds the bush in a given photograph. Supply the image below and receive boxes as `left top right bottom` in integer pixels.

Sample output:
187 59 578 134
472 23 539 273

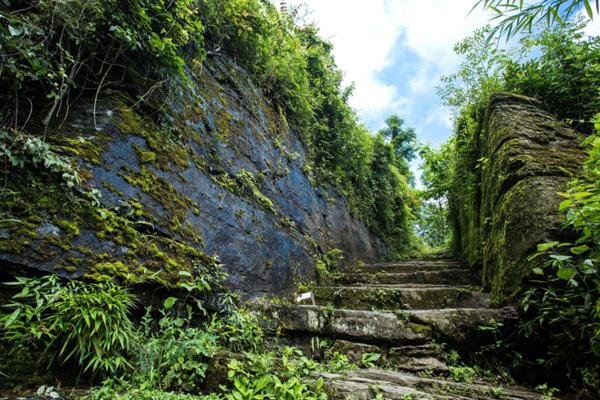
131 308 218 392
518 115 600 393
224 347 326 400
504 21 600 128
1 275 136 375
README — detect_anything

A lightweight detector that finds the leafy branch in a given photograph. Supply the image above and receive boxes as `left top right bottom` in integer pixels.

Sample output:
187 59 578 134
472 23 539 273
473 0 599 40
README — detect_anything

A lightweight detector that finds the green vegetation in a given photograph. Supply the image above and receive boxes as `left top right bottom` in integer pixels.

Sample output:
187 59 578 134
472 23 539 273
474 0 599 40
416 142 454 248
0 269 400 399
2 276 136 375
436 20 600 262
516 115 600 393
430 7 600 395
1 0 417 255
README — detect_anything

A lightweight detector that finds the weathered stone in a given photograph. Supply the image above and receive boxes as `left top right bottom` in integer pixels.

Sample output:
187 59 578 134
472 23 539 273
453 93 585 304
410 307 517 344
259 304 431 344
314 285 489 310
317 370 542 400
365 260 469 273
259 304 514 345
335 269 479 286
0 55 386 296
326 340 385 365
387 345 448 373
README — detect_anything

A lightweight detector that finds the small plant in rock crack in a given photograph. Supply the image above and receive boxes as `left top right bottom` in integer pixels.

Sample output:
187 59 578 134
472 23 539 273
448 366 477 383
327 352 358 373
360 352 382 368
487 386 506 399
445 351 476 383
315 248 344 284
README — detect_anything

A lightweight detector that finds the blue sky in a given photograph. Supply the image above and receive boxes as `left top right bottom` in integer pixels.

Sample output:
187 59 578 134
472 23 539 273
279 0 495 184
279 0 600 184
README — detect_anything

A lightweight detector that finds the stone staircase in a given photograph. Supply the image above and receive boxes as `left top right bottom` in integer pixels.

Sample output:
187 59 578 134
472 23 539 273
258 258 542 399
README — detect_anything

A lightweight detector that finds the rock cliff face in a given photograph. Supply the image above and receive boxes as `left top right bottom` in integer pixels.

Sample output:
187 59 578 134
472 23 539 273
0 56 386 298
453 93 585 304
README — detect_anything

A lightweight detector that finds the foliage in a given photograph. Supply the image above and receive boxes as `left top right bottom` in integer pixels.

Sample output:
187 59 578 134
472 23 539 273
442 20 600 259
0 0 417 254
224 347 326 400
518 117 600 393
438 27 510 116
1 275 136 375
367 131 418 255
416 142 454 248
503 21 600 126
379 115 417 178
209 304 264 353
315 248 344 284
360 352 381 369
130 307 218 392
0 0 204 128
474 0 599 40
326 352 357 373
0 128 80 188
448 366 477 383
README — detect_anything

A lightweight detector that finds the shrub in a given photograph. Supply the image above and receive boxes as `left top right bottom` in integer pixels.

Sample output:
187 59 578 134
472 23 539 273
132 308 218 392
225 348 326 400
1 275 137 375
518 115 600 393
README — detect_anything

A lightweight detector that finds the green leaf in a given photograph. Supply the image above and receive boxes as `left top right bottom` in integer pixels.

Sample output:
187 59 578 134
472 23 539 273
583 0 595 19
570 245 590 255
537 241 559 252
559 199 573 211
8 25 22 37
532 267 544 275
164 297 177 310
556 267 577 281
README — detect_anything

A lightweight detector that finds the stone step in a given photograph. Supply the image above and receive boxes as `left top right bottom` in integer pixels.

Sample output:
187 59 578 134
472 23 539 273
335 269 480 286
318 369 542 400
258 304 516 345
326 340 449 374
314 285 489 310
362 260 469 273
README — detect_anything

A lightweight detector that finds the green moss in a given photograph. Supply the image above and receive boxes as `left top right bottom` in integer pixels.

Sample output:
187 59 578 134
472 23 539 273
56 219 80 236
117 103 190 170
236 169 276 213
2 169 215 288
133 143 157 163
120 165 202 244
408 322 432 336
51 133 111 165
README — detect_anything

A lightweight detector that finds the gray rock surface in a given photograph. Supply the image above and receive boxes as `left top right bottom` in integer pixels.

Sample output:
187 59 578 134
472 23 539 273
452 93 585 303
0 56 386 297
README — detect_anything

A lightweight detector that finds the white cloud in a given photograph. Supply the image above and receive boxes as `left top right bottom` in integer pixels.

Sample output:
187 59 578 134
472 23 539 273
583 16 600 37
281 0 491 130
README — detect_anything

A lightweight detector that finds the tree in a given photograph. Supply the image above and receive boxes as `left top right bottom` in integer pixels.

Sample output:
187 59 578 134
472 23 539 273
379 115 417 163
416 142 455 248
474 0 600 40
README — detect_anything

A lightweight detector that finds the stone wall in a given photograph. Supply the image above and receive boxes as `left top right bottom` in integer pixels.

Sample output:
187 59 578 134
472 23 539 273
453 93 585 304
0 56 386 298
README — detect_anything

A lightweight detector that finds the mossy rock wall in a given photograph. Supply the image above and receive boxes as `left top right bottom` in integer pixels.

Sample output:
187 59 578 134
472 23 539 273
455 93 585 304
0 56 386 298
